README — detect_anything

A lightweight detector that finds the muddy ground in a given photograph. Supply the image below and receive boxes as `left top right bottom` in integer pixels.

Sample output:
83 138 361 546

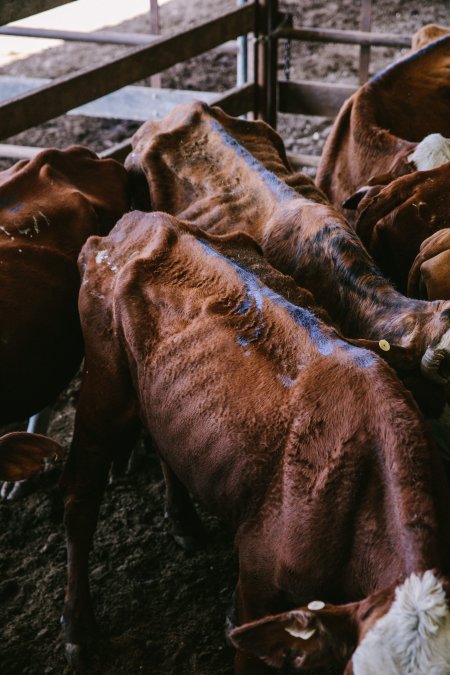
0 1 449 674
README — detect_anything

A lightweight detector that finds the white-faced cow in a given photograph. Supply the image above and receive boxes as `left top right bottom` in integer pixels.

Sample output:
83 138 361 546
316 26 450 298
60 210 450 674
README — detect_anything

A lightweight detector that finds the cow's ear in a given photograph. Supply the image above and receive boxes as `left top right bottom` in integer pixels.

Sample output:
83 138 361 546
0 432 63 481
342 186 371 210
229 604 357 670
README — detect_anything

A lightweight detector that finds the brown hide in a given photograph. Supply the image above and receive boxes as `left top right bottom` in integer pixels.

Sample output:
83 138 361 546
412 24 450 51
316 29 450 214
0 145 129 423
354 163 450 293
409 228 450 300
61 211 450 674
316 30 450 298
125 102 450 413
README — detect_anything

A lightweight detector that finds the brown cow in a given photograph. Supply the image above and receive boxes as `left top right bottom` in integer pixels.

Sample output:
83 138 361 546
124 102 450 410
316 28 450 295
409 228 450 300
353 163 450 295
0 145 129 424
411 23 450 52
60 211 450 674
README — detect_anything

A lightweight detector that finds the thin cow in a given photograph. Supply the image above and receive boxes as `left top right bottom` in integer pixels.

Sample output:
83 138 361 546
60 211 450 674
125 102 450 416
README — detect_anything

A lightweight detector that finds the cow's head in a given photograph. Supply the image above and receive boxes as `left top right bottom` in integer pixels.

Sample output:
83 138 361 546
229 571 450 674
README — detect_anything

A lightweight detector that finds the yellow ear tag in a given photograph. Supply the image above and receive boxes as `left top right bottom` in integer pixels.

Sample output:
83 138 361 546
379 339 390 352
285 626 316 640
307 600 325 611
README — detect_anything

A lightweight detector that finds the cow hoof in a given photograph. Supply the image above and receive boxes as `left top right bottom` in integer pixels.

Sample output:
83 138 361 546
225 614 237 646
1 480 29 500
173 533 203 552
65 642 88 671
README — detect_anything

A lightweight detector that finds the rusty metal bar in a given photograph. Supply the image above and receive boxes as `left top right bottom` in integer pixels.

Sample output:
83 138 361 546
254 0 278 126
287 152 320 169
279 80 357 117
276 26 411 48
359 0 372 84
237 0 249 87
0 3 255 140
0 26 158 45
0 0 74 25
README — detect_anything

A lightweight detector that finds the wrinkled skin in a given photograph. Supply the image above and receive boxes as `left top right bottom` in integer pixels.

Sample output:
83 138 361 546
61 212 450 674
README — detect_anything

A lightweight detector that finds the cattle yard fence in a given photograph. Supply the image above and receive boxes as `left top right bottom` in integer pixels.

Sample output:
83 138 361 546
0 0 413 167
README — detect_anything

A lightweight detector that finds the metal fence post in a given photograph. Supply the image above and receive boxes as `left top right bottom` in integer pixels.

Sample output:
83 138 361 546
237 0 248 87
254 0 278 127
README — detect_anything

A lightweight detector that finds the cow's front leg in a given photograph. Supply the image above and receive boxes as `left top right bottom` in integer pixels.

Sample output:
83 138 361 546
60 409 140 669
60 432 111 669
161 458 206 551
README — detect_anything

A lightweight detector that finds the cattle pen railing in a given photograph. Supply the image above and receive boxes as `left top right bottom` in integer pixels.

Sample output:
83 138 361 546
0 0 413 167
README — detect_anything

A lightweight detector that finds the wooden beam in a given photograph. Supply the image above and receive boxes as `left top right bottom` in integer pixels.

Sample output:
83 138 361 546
0 3 255 140
0 0 74 25
0 83 255 161
279 80 356 117
276 26 411 48
0 76 221 121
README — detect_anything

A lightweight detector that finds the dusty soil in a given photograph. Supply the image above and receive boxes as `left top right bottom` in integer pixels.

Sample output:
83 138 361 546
0 1 449 674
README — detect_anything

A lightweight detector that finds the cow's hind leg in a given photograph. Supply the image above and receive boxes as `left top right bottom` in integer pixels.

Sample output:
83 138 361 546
161 459 206 551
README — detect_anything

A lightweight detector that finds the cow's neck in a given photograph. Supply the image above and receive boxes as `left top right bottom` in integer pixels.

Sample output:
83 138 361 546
261 199 442 351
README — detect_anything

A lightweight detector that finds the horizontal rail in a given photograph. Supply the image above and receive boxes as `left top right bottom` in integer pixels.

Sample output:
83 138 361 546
287 152 320 169
102 83 255 161
0 144 40 160
0 0 74 25
0 26 158 45
0 26 240 52
276 26 411 49
0 2 255 140
279 80 357 117
0 84 255 161
210 82 254 117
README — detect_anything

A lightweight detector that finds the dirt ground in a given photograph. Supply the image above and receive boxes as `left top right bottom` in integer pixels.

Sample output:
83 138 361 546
0 1 449 674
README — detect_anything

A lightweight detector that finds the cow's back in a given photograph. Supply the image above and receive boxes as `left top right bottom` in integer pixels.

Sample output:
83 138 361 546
78 212 449 579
